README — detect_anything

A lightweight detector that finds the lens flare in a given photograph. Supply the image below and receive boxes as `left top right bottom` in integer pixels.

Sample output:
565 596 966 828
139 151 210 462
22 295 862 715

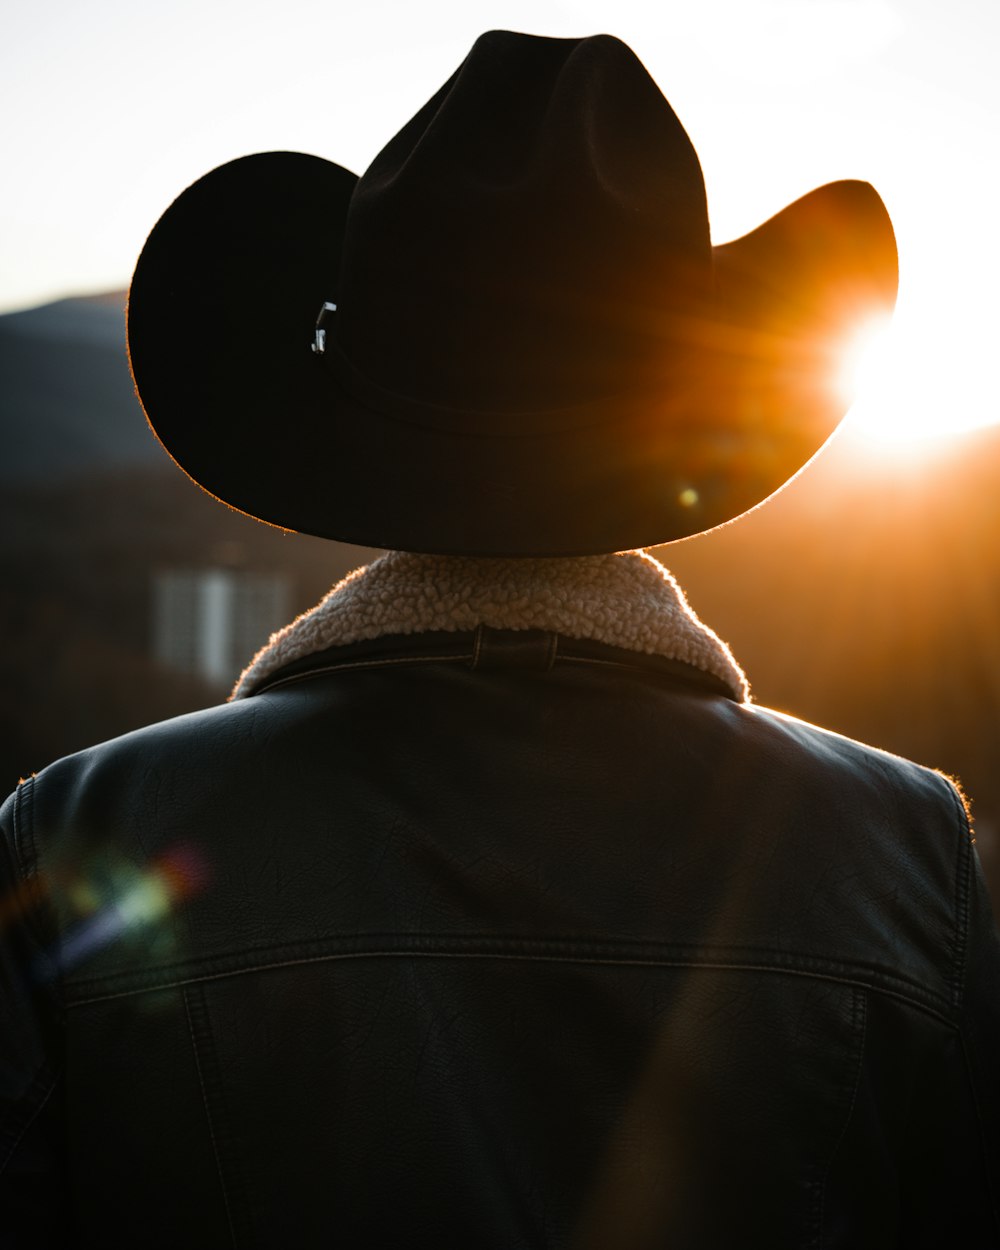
28 842 210 980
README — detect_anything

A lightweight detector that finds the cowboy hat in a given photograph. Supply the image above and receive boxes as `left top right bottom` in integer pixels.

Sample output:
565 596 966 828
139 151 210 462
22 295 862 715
127 30 897 556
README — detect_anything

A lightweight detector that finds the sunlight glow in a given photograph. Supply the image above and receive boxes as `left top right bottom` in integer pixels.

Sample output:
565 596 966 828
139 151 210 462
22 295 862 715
840 302 999 448
836 314 894 408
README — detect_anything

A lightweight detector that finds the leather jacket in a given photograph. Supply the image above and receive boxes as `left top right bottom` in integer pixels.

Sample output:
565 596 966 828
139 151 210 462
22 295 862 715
2 624 999 1247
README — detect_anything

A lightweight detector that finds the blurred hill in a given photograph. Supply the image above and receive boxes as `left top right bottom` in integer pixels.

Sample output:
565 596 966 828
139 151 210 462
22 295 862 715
2 292 998 896
0 292 163 481
0 293 376 782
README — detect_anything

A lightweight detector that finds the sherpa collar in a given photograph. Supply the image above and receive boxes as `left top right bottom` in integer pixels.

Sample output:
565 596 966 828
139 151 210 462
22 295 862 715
232 549 748 701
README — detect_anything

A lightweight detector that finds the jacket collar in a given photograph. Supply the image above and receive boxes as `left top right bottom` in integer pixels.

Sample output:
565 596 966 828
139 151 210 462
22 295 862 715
232 549 749 702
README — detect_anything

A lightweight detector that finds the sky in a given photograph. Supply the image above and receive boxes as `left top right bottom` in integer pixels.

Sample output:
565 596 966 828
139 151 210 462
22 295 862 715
4 0 999 441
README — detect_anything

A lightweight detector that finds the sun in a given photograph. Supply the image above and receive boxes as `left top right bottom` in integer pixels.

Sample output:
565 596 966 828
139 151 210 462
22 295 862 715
836 300 997 447
836 314 894 410
834 311 936 445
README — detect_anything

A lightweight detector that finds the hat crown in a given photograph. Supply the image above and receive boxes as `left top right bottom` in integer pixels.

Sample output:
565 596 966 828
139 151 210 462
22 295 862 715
336 32 713 411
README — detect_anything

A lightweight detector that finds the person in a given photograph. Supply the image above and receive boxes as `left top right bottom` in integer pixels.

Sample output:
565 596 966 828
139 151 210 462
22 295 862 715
2 29 998 1248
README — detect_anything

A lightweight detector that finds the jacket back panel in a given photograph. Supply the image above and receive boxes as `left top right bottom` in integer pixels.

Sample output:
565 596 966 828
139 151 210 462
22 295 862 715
6 650 998 1246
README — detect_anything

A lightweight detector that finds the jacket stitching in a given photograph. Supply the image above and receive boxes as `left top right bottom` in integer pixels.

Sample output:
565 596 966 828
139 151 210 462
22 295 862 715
69 951 954 1026
249 644 735 698
945 778 973 1014
814 987 868 1247
183 986 239 1250
9 779 60 977
253 650 475 693
61 933 952 1014
12 778 37 879
947 779 1000 1236
0 1064 59 1177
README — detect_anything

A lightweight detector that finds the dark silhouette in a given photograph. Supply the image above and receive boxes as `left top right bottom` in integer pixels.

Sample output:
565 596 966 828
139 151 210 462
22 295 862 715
2 32 998 1247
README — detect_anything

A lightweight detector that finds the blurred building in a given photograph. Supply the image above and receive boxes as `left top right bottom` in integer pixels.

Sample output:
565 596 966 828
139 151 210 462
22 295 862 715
153 568 291 689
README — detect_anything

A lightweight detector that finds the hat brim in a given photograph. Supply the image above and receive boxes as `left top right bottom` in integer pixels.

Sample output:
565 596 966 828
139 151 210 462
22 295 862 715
128 153 897 556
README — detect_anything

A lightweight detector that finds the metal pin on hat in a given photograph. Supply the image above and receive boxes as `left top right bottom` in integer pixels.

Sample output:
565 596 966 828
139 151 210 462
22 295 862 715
311 301 338 354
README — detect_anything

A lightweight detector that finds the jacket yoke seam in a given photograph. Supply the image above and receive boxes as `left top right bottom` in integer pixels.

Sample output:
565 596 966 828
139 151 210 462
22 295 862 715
69 948 955 1027
62 932 951 1012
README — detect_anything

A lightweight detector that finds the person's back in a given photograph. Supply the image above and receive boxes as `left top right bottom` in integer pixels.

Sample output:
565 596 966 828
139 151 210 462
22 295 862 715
2 30 998 1249
5 552 998 1245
